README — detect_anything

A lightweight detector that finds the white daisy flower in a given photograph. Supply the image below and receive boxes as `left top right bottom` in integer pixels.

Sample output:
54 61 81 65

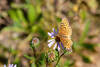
48 28 64 51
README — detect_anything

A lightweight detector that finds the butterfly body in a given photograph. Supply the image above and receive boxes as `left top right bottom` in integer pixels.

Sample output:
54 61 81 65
58 18 73 50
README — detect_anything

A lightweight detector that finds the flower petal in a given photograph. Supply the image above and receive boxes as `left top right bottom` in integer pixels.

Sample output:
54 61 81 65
52 28 57 35
52 28 54 31
58 46 60 51
48 40 55 47
51 35 54 38
4 64 6 67
53 43 57 50
48 32 55 38
14 65 17 67
48 32 52 36
9 64 13 67
48 39 55 42
57 42 60 47
57 42 60 51
61 42 64 49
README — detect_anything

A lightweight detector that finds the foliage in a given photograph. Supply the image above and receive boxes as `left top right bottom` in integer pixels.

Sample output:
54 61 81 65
0 0 100 67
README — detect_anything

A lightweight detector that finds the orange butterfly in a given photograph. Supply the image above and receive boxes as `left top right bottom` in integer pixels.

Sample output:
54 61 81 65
57 18 73 51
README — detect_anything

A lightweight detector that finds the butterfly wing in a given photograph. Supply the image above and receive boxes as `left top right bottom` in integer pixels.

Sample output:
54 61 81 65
60 37 73 50
58 18 73 50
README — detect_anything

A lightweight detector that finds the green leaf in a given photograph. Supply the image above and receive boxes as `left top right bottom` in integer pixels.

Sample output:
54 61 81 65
16 9 27 23
72 42 82 52
82 43 96 52
13 57 20 64
3 26 25 33
25 0 31 3
37 27 48 39
64 59 74 67
31 63 36 67
56 17 62 22
8 10 19 23
24 54 33 60
27 5 37 24
31 25 39 33
81 55 91 63
80 10 87 21
36 53 45 67
79 20 90 45
11 3 27 9
9 48 18 55
8 10 24 30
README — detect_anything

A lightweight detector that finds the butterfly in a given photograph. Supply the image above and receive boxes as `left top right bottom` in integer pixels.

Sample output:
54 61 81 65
57 18 73 51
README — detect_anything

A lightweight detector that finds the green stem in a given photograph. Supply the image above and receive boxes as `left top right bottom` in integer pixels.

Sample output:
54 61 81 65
32 46 36 58
55 52 65 67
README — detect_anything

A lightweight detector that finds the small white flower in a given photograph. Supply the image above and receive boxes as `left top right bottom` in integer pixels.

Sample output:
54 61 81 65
4 64 16 67
48 28 61 51
32 37 39 45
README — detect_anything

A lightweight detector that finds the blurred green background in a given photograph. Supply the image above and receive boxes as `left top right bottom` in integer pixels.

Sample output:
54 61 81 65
0 0 100 67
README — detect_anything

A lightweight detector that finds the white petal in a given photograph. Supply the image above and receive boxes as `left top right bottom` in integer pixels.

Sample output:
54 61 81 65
48 32 54 38
9 64 13 67
48 32 52 36
48 39 55 42
48 32 54 36
14 65 17 67
48 40 55 47
52 28 54 31
51 36 54 38
58 46 60 51
53 43 57 50
4 64 6 67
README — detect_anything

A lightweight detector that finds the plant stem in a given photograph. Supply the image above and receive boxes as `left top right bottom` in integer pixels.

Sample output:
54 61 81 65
8 52 11 67
32 46 36 58
55 52 65 67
